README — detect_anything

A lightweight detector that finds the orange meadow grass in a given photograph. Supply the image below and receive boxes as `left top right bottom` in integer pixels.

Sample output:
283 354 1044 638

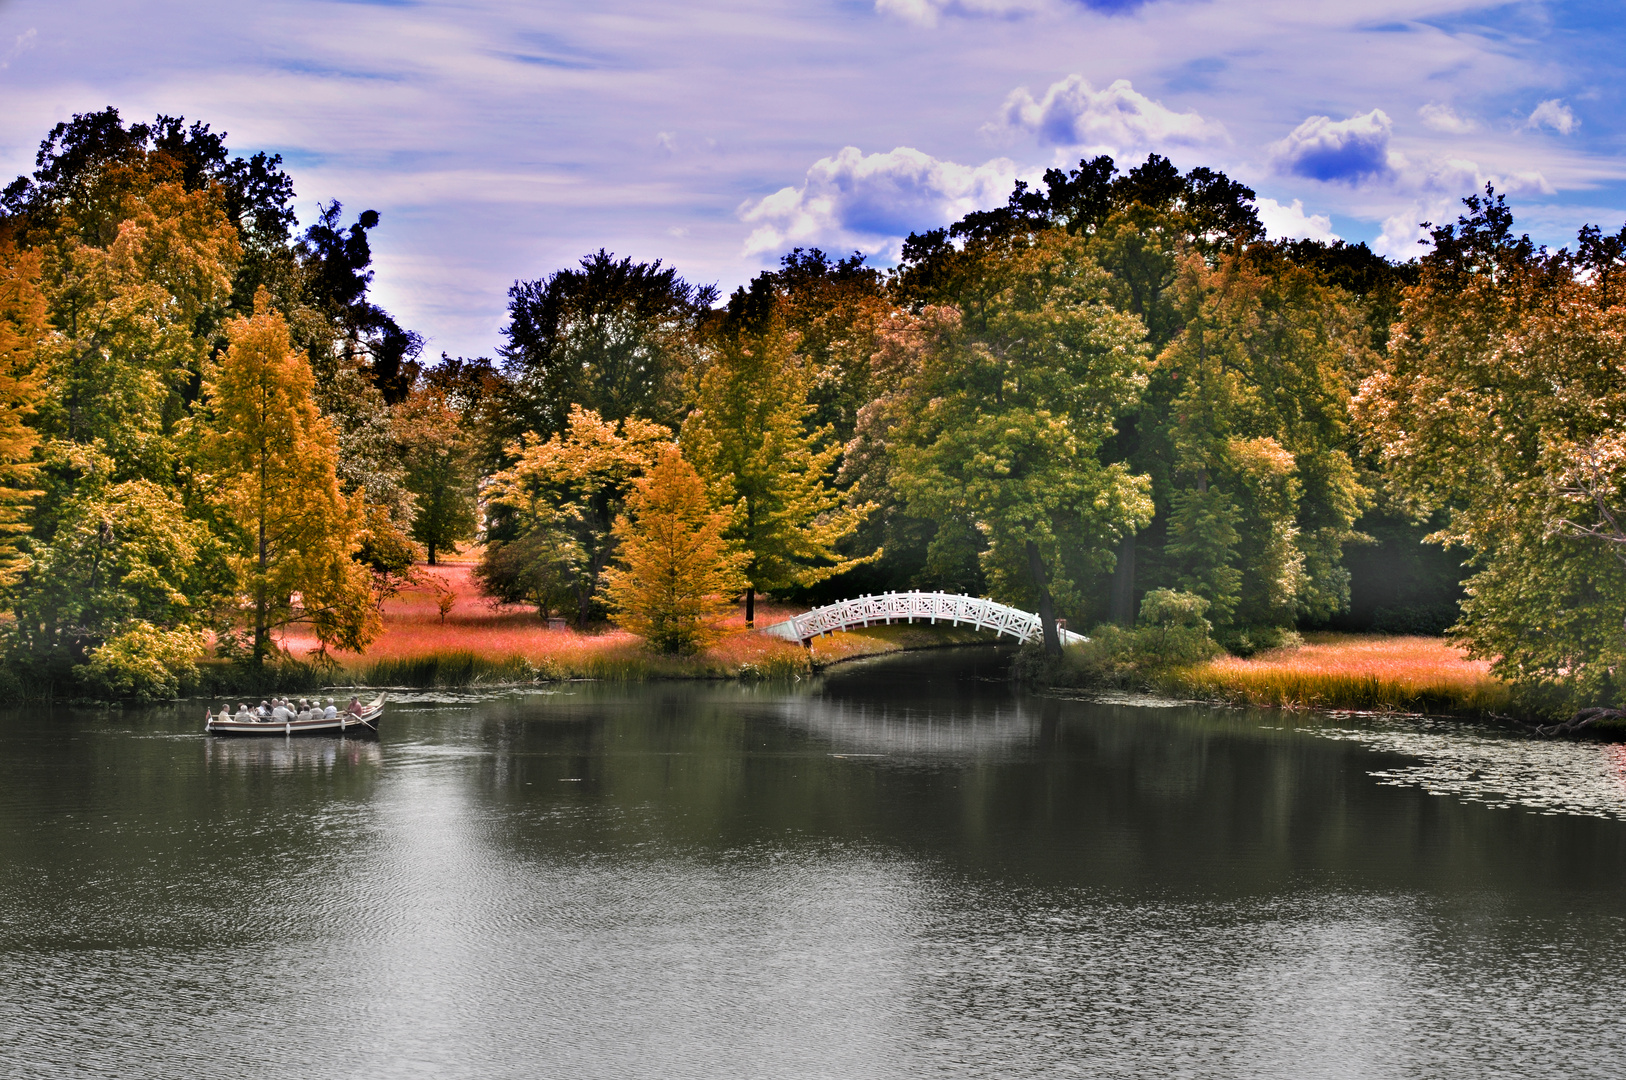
278 564 812 685
1170 632 1511 714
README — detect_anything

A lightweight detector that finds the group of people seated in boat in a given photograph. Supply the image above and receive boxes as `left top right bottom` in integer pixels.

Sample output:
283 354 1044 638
210 696 368 724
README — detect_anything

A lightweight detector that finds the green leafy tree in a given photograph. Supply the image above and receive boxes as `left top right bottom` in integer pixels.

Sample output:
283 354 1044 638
397 381 477 564
682 317 874 626
194 293 378 662
603 445 747 653
8 442 210 673
1145 252 1370 638
500 250 715 440
885 230 1154 651
481 406 670 625
1356 187 1626 712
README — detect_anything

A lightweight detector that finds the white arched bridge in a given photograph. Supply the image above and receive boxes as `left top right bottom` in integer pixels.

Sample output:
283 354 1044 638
761 591 1088 648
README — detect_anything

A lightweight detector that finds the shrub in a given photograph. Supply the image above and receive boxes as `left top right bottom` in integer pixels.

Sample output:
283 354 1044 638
76 621 205 702
1019 589 1221 687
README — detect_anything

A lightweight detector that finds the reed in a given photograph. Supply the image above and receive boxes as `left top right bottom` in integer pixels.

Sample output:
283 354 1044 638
1165 633 1511 715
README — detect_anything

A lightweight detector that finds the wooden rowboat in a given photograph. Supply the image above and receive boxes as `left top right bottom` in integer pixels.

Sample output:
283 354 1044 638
205 695 385 736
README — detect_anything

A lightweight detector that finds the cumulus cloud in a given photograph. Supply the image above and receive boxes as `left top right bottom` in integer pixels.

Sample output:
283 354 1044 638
738 145 1019 256
994 75 1225 150
1526 99 1578 135
1273 109 1394 183
1374 160 1556 257
1418 103 1474 134
1255 197 1338 242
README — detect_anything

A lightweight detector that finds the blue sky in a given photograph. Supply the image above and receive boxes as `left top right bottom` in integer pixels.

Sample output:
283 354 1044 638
1 0 1622 359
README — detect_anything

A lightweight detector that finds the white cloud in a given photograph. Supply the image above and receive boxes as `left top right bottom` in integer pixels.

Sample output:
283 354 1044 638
1418 102 1474 134
1526 99 1578 135
1373 159 1556 257
1255 197 1338 242
655 131 677 154
1273 109 1394 183
994 75 1225 150
738 145 1020 256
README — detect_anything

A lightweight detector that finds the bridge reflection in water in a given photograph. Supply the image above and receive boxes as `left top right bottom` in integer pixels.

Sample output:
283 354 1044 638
762 591 1087 647
778 695 1039 760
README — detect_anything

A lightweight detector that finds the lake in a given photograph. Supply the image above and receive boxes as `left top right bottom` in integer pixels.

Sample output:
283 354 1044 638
3 646 1626 1078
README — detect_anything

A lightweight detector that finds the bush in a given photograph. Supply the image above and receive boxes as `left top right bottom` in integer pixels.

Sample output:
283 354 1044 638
1018 589 1221 688
76 622 205 703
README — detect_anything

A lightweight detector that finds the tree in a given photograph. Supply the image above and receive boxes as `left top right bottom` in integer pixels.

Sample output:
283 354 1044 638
682 317 874 626
472 525 581 622
1355 187 1626 711
722 248 889 442
1146 252 1371 640
297 201 423 404
0 242 44 585
603 445 747 653
8 442 211 672
397 381 477 564
480 405 670 624
500 250 716 439
194 293 378 662
885 230 1154 652
32 176 239 485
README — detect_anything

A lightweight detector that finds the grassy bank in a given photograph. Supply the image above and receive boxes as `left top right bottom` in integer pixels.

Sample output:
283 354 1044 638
1162 633 1510 716
193 565 1006 697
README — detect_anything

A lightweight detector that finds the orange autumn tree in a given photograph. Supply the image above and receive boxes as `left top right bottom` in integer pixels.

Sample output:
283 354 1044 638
603 445 747 654
0 243 44 585
196 291 379 662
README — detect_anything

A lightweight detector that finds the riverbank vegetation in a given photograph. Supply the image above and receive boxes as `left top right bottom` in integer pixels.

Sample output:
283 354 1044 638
4 107 1626 722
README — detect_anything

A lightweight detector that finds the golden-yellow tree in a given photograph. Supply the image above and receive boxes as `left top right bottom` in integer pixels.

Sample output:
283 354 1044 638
195 291 378 662
682 317 873 626
603 445 747 653
0 243 44 585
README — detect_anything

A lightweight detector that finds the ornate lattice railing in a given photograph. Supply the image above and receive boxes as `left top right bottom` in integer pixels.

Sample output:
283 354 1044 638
760 591 1088 647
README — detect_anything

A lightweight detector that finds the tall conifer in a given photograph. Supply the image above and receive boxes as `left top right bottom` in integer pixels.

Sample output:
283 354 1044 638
603 445 746 653
197 290 378 661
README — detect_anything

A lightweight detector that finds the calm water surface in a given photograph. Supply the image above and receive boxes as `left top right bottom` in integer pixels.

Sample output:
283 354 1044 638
4 647 1626 1078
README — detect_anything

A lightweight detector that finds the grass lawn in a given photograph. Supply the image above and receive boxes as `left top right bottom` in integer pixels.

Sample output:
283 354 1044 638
1169 631 1510 715
275 563 814 685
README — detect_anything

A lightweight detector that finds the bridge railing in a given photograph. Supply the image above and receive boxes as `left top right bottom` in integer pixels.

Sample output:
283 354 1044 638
760 591 1087 647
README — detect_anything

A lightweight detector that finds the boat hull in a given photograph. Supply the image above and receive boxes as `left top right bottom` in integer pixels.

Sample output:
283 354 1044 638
206 698 384 737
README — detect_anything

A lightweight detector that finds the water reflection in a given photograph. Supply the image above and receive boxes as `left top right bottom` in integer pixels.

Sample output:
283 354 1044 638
4 649 1626 1079
204 733 383 774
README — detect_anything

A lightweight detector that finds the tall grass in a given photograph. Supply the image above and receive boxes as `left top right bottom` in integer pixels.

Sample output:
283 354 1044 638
1166 633 1510 715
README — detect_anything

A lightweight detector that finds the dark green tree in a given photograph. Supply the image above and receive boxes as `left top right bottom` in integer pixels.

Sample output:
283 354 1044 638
500 250 716 441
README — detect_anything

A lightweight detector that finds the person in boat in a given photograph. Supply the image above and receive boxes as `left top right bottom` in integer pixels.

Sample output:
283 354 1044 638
236 703 250 717
323 699 338 719
347 696 364 717
271 700 291 722
296 701 313 721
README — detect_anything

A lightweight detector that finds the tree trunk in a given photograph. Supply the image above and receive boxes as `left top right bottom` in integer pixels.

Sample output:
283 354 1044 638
427 541 437 566
1026 540 1062 656
745 585 755 629
1109 533 1136 626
